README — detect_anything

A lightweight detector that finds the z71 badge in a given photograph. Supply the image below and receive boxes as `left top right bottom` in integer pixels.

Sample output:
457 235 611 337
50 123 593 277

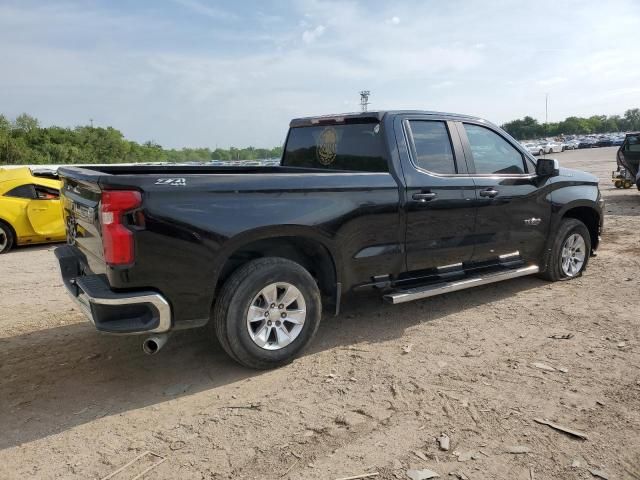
155 178 186 186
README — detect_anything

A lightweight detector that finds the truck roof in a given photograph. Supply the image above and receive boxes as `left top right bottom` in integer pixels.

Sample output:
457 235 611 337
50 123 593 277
289 110 482 127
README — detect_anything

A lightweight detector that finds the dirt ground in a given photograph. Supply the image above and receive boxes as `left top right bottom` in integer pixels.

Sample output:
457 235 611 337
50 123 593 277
1 147 639 480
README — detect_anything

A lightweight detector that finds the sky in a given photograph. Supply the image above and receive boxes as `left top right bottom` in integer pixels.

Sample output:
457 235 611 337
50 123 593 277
1 0 639 149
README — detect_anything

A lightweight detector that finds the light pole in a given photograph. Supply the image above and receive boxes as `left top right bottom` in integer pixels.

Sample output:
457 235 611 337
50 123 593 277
545 93 548 137
360 91 370 112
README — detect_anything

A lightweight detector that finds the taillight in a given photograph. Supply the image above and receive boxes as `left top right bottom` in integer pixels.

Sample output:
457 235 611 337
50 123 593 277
100 190 142 266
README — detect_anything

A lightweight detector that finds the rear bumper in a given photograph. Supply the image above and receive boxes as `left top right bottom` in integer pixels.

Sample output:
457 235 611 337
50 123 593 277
55 245 172 334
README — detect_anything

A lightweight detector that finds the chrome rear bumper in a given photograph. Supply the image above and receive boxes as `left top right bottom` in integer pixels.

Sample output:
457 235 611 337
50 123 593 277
55 245 172 334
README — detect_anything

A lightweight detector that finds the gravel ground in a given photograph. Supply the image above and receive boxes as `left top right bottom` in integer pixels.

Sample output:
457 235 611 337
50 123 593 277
0 147 639 480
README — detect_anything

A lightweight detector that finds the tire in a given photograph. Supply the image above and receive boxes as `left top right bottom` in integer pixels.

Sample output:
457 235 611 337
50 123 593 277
212 257 322 369
0 220 15 254
539 218 591 282
623 181 632 189
539 150 544 156
614 180 622 188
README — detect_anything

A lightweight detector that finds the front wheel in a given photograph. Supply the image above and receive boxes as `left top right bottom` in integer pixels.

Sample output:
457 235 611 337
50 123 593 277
0 221 15 254
539 218 591 282
212 257 322 369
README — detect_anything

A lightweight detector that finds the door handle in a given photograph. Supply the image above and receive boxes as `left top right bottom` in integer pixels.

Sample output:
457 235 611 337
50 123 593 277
479 188 499 198
412 192 437 202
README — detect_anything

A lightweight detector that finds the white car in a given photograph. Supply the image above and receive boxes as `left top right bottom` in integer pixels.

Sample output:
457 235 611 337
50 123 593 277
522 143 544 156
562 139 580 150
539 141 563 154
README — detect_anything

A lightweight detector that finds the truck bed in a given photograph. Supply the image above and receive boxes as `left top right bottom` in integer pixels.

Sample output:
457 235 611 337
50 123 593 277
58 163 342 180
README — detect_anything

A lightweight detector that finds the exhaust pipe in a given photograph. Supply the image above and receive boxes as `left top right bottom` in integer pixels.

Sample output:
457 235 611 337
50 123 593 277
142 333 170 355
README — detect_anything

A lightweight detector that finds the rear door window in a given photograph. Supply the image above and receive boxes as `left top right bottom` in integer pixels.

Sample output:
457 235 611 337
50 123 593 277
5 184 36 199
463 124 527 175
282 123 388 172
407 120 457 174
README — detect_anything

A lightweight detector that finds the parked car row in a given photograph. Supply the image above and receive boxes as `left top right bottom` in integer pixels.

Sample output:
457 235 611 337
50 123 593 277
520 133 626 155
521 141 563 156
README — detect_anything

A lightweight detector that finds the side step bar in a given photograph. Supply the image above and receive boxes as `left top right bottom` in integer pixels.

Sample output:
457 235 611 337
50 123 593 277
383 265 539 305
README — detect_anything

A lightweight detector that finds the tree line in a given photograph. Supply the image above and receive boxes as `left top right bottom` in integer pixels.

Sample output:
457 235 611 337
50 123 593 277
1 109 639 166
501 108 640 140
0 113 283 165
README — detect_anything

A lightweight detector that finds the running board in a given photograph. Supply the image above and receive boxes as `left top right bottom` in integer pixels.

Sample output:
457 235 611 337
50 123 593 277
383 265 539 305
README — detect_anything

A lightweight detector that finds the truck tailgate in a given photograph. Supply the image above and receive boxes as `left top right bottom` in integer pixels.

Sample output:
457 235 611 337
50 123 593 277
60 174 105 272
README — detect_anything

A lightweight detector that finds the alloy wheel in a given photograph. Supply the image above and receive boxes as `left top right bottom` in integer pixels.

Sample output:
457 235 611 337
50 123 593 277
561 233 586 277
246 282 306 350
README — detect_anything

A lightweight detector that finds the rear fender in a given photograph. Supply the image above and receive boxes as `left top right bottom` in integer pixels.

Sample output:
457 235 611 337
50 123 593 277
211 225 342 300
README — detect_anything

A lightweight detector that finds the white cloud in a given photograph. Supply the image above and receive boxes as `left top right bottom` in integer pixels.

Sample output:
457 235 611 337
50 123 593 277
302 25 325 44
1 0 640 148
388 16 400 25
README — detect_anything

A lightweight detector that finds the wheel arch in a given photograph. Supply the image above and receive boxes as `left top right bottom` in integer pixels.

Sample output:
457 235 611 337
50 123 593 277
212 228 340 307
0 217 18 253
0 217 17 244
540 200 601 272
561 205 601 252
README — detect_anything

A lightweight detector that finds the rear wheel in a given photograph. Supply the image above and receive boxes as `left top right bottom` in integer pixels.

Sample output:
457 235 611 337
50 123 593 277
212 257 322 369
539 218 591 282
0 221 15 254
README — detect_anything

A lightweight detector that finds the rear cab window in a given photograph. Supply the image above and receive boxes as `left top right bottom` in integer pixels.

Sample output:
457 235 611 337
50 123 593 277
281 122 389 172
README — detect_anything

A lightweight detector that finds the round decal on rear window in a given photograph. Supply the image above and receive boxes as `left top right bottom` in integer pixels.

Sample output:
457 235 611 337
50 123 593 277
317 127 338 165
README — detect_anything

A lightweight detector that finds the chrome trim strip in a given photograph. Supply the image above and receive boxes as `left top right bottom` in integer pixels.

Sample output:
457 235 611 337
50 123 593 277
437 262 463 271
67 284 172 334
384 265 539 305
499 251 521 261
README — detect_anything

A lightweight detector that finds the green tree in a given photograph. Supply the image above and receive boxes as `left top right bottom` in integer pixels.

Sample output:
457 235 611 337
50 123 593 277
0 114 10 132
624 108 640 131
14 113 39 134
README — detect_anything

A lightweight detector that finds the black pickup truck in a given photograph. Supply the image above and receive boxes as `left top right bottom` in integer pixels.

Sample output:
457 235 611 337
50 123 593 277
54 111 604 368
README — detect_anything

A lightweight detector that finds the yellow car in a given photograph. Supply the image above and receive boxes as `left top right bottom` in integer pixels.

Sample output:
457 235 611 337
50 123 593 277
0 167 66 253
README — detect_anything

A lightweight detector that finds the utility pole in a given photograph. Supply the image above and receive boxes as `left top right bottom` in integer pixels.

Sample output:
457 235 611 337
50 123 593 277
545 93 548 137
90 118 94 128
360 91 370 112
